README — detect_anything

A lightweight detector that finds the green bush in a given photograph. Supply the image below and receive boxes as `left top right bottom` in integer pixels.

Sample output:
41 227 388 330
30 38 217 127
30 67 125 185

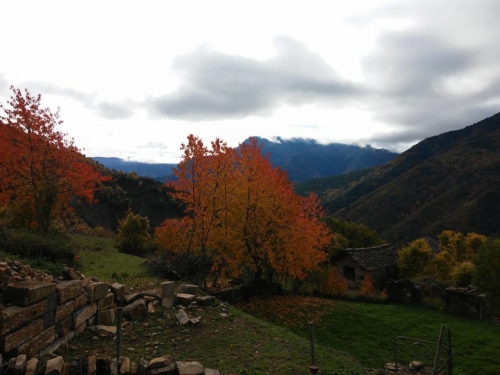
4 230 75 265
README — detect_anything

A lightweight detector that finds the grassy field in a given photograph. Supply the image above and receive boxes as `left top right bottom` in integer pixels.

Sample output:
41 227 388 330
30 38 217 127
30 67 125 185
69 234 152 283
239 295 500 375
67 300 366 375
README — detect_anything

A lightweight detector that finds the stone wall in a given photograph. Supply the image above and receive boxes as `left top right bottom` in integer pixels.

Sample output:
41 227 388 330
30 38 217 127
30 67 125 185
0 261 161 360
386 280 490 319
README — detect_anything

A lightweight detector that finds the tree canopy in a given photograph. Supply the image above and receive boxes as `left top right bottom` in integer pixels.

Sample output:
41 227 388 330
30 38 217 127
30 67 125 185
155 135 331 286
0 87 109 233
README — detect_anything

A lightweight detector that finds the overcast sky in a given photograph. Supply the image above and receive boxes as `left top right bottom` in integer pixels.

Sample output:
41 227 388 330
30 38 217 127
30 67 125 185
1 0 499 163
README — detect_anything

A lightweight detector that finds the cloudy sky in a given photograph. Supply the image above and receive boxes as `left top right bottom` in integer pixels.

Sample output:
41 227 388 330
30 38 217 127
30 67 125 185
1 0 499 163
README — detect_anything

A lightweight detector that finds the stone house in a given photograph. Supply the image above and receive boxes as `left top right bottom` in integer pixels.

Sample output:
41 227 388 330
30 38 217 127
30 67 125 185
331 244 398 288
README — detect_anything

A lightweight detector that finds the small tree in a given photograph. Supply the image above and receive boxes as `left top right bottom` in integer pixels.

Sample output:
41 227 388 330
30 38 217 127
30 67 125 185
116 210 151 256
473 239 500 312
397 238 432 279
360 273 375 296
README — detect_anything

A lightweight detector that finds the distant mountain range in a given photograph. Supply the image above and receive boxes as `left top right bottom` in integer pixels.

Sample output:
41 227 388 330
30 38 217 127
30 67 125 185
296 112 500 243
92 138 398 183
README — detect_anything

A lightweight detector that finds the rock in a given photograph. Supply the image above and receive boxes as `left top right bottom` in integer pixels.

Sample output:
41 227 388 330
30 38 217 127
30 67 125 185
88 356 97 375
176 293 195 306
125 293 142 305
14 355 27 373
176 310 190 325
55 316 73 337
97 293 114 311
161 297 174 309
176 284 198 295
120 357 131 375
147 303 157 313
409 361 425 371
110 358 118 375
17 326 57 358
204 370 220 375
56 281 82 303
2 318 44 352
161 281 175 300
55 301 75 322
93 282 110 300
4 281 56 306
177 361 204 375
62 268 81 281
148 355 176 369
74 293 88 310
97 309 115 326
45 356 64 375
25 358 38 375
384 363 404 372
190 317 201 325
137 358 148 375
122 299 147 320
111 283 125 302
73 303 97 327
93 325 117 338
0 300 49 335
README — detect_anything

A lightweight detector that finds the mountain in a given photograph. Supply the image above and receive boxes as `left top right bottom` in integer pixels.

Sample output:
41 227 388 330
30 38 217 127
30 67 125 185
93 139 397 183
245 137 398 182
297 112 500 243
91 157 176 181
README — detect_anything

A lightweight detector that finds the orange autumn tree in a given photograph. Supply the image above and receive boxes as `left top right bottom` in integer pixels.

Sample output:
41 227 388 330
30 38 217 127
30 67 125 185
155 135 331 287
0 87 109 233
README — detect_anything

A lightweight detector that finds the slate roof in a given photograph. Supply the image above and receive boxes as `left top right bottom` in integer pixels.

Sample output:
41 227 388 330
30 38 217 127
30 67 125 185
335 244 398 271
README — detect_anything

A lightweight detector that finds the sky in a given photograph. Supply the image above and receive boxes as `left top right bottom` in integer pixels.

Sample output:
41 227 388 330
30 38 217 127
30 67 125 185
1 0 499 163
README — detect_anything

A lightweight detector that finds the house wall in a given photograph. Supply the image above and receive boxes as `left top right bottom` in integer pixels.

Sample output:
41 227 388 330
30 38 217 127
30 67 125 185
333 256 397 289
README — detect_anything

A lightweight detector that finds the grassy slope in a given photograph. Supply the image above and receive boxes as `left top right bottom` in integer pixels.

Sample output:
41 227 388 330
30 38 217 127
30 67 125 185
69 234 149 282
239 296 500 375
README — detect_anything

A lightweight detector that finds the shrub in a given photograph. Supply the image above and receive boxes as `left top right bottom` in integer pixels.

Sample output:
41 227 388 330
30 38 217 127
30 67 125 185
116 210 152 256
317 266 348 296
3 230 75 265
360 273 375 296
397 239 432 279
452 261 475 287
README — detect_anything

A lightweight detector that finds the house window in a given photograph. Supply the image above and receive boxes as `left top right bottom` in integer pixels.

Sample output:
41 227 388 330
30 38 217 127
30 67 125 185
343 266 355 281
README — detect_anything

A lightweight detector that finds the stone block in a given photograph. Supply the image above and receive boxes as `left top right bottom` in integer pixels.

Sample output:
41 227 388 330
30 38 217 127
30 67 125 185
62 362 71 375
55 316 73 337
120 357 131 375
176 310 190 325
74 321 87 336
74 293 88 310
45 356 64 375
0 300 49 335
85 284 95 302
62 267 80 281
177 362 204 375
176 284 198 295
14 355 26 374
176 293 195 306
56 281 82 303
110 358 118 375
161 281 175 299
122 299 146 321
148 355 177 375
111 283 125 301
39 332 74 357
137 358 148 375
161 297 173 309
55 300 75 322
87 356 96 375
4 282 56 306
93 325 116 338
73 303 96 328
25 358 38 375
93 282 110 300
17 326 57 358
97 309 115 325
97 293 114 311
1 318 44 352
124 293 141 305
204 370 220 375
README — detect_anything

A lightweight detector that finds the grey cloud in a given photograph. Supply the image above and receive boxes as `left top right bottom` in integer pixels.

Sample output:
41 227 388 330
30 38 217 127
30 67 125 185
97 101 136 120
362 27 500 146
147 37 365 121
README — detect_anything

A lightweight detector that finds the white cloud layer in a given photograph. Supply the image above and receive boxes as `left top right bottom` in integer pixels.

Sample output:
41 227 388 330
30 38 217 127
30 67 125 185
1 0 499 162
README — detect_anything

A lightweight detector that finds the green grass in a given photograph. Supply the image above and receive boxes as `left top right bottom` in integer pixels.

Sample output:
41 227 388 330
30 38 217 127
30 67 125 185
67 301 366 375
69 234 150 283
239 295 500 375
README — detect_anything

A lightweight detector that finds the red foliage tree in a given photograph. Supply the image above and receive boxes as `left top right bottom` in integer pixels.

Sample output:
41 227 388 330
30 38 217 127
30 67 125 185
0 87 109 233
155 135 331 286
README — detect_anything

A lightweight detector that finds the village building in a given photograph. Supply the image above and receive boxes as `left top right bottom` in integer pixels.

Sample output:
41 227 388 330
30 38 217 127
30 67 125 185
332 244 398 288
